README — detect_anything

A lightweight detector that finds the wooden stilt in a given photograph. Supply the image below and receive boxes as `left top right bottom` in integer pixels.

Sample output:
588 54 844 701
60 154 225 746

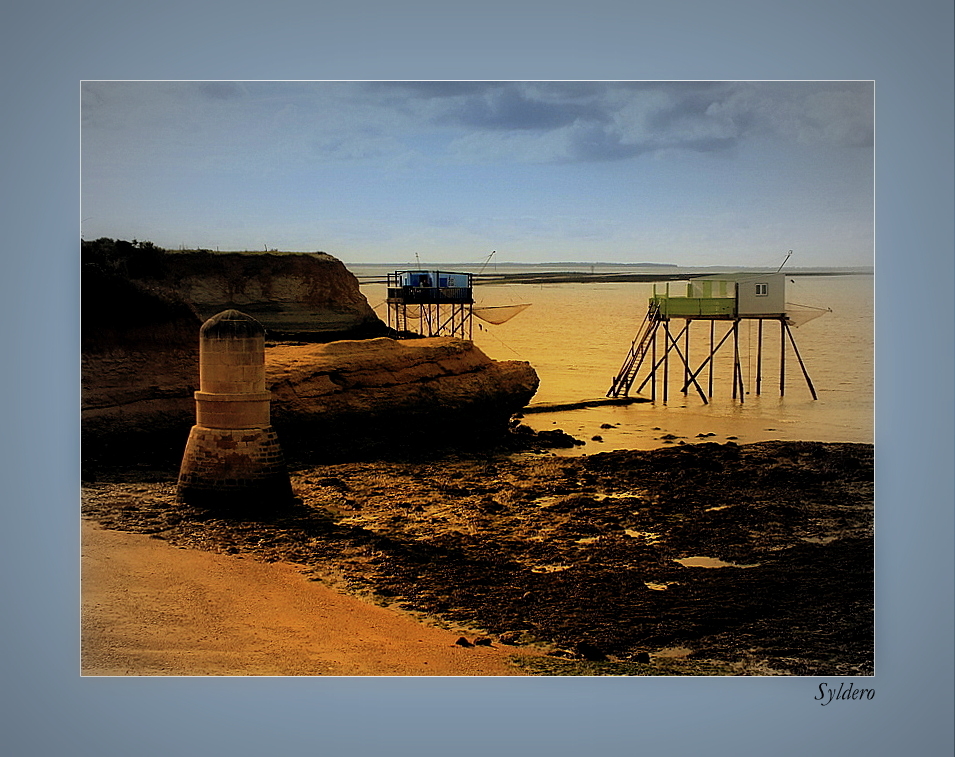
665 328 708 404
663 321 670 403
651 325 657 402
637 321 688 395
682 322 735 394
683 320 691 395
780 318 786 397
735 320 745 403
784 320 819 400
756 318 763 396
708 320 715 397
733 320 739 400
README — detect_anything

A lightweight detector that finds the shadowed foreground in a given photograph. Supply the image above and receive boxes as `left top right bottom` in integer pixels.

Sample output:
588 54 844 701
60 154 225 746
83 440 873 676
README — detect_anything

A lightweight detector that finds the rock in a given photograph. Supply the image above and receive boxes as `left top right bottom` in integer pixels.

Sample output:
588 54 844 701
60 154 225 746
473 637 493 647
591 435 603 442
268 337 539 460
573 641 607 661
454 636 474 647
497 631 525 645
531 429 584 448
634 651 651 664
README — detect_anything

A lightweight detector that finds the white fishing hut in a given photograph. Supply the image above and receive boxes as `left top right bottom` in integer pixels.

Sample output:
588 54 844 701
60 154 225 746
608 272 826 403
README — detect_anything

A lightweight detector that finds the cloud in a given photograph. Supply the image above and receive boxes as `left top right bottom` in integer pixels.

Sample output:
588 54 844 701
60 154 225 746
442 83 747 164
82 80 873 176
704 82 874 148
446 84 607 130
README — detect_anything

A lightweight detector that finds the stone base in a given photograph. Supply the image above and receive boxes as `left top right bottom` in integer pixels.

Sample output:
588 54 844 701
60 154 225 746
176 425 294 506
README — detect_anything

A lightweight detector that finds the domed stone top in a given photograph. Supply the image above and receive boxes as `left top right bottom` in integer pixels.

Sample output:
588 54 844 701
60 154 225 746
200 309 265 339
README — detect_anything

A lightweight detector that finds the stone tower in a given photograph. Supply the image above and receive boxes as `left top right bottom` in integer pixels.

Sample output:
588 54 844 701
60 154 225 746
176 309 293 506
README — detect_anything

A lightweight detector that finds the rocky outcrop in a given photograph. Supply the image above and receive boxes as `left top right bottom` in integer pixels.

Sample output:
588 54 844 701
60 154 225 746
81 241 539 474
267 337 539 460
150 251 387 340
83 333 539 474
82 265 204 472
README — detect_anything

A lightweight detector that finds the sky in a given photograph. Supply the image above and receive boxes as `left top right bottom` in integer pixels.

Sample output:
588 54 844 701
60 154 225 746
81 80 874 268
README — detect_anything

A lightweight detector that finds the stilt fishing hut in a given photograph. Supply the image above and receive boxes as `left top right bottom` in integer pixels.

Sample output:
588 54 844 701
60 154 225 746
386 270 474 338
607 272 828 404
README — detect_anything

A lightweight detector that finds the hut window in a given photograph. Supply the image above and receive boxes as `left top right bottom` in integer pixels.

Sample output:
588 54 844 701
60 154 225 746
755 282 769 296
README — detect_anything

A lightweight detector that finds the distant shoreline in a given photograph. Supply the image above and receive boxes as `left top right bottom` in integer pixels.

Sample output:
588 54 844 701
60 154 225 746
349 264 872 285
471 269 869 285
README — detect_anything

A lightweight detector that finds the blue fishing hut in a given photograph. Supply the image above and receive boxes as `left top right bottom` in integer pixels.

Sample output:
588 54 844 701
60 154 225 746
386 270 474 338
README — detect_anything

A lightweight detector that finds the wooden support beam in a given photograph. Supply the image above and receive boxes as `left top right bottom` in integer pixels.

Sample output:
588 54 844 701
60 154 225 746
681 323 736 395
784 320 819 400
637 321 689 396
708 320 715 398
780 318 786 397
663 320 670 403
683 320 691 395
733 318 746 404
651 325 657 402
664 324 708 404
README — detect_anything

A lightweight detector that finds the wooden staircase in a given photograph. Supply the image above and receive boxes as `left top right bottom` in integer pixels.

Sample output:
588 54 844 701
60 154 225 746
607 302 662 397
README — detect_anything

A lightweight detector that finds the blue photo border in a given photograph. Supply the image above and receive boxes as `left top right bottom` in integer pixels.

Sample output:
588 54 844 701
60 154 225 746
3 1 952 754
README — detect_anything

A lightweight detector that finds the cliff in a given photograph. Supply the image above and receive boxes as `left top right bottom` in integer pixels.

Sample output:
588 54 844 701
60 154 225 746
81 241 539 474
125 249 388 341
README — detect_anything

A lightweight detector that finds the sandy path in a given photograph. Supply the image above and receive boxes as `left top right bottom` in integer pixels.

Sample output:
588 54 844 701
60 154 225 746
81 519 529 676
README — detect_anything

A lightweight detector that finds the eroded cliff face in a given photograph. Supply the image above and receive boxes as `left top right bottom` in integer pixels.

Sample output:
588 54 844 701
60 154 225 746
267 337 540 460
82 263 204 470
135 251 387 341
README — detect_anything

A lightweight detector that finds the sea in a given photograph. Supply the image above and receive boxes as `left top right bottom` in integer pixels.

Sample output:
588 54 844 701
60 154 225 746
353 264 873 455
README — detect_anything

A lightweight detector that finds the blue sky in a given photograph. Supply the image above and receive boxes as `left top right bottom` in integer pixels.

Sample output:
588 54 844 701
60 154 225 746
81 80 873 267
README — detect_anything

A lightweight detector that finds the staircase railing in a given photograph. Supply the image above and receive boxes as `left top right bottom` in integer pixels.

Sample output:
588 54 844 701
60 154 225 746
607 302 661 397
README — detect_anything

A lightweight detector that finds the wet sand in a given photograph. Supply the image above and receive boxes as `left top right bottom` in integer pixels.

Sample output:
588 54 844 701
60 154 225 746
82 519 532 676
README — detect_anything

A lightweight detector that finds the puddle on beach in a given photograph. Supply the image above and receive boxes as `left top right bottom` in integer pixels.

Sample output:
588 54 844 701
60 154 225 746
675 556 761 568
576 530 660 544
704 504 734 512
531 564 572 573
654 646 694 658
624 529 660 542
644 581 678 591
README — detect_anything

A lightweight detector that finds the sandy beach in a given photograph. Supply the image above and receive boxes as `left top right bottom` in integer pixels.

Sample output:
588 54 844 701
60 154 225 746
82 518 531 676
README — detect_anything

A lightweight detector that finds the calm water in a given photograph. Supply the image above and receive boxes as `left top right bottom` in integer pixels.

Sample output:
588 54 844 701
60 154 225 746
358 271 873 453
